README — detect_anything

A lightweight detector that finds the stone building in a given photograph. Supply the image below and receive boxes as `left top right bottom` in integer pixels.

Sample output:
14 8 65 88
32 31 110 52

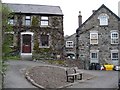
3 3 64 59
64 11 82 59
64 33 76 59
76 4 120 69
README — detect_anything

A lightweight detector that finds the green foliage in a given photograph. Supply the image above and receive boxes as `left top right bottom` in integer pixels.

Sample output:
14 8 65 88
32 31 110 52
2 5 13 59
33 38 39 53
5 55 20 60
2 5 12 28
31 16 40 54
52 17 60 27
31 16 39 26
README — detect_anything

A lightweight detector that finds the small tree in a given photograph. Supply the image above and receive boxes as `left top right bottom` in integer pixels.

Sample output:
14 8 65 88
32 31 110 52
2 4 13 59
1 4 13 88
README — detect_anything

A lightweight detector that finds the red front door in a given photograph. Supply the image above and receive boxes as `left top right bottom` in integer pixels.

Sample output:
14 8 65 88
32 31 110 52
22 34 31 53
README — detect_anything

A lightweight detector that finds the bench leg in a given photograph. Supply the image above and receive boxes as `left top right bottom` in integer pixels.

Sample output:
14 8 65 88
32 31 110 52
75 75 77 80
67 76 74 83
79 74 82 80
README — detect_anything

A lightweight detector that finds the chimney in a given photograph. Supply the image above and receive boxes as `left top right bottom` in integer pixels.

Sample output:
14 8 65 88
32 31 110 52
78 11 82 27
92 10 96 13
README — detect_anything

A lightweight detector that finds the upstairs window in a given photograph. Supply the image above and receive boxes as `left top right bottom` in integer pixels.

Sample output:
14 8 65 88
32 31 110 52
40 16 49 26
25 16 31 26
90 31 98 44
111 31 119 44
8 16 14 25
98 13 109 26
66 41 74 48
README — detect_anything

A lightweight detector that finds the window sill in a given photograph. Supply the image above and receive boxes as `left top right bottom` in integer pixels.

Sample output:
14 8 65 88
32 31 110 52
65 47 74 48
99 25 108 27
90 44 98 45
40 25 50 28
111 43 119 45
39 46 50 48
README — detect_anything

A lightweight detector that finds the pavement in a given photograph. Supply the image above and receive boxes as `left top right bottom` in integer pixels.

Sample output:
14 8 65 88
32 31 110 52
4 60 117 88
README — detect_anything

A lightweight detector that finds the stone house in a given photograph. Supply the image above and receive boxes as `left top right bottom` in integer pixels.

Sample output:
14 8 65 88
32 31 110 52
3 3 64 59
76 4 120 69
64 33 76 59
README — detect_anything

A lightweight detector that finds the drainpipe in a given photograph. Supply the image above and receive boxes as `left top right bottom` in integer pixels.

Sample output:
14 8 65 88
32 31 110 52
76 11 82 60
76 29 79 60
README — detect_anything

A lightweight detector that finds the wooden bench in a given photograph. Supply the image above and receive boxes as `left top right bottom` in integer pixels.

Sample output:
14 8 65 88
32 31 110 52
65 67 82 82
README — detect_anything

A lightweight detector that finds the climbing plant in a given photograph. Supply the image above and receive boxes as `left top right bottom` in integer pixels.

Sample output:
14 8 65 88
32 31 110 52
1 4 13 88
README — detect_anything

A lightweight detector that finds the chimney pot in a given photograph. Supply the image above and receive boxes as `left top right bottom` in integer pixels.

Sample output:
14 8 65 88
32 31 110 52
92 10 96 13
78 11 82 27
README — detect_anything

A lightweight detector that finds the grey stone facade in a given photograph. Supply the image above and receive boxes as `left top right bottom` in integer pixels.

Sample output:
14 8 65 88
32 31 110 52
76 4 120 69
3 3 64 59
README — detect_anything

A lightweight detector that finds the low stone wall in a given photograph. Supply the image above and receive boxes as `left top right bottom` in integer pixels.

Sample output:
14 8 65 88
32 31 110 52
38 59 85 69
64 59 84 69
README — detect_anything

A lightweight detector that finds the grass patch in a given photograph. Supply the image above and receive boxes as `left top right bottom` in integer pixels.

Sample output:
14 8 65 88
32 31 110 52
4 55 20 60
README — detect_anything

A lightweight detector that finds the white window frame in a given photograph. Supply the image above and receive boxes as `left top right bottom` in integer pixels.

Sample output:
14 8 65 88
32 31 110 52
90 31 98 44
25 16 31 26
66 41 74 48
111 31 119 44
111 50 119 61
90 50 99 63
98 13 109 26
40 16 49 26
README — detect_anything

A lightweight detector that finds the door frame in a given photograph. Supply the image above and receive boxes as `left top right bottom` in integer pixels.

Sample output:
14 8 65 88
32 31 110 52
20 32 34 56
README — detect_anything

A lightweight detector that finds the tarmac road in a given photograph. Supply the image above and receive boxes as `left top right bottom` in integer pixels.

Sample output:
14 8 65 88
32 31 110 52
68 70 119 89
4 60 39 88
3 60 119 89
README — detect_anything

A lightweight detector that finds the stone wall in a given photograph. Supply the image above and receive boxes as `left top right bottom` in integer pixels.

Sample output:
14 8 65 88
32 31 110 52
12 14 64 59
78 6 119 67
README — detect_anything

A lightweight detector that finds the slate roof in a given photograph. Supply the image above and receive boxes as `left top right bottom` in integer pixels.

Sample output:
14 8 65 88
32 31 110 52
3 3 63 15
77 4 120 32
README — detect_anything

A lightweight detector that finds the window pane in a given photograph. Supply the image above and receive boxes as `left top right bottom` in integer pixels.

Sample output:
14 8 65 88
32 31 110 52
112 53 118 61
66 41 73 47
91 39 98 44
112 33 118 38
91 53 97 59
112 53 118 58
40 35 49 46
41 16 48 20
98 14 109 26
26 16 31 19
25 20 31 26
41 16 49 26
8 19 14 25
111 32 119 44
41 21 48 26
90 32 98 44
111 39 119 44
91 34 97 39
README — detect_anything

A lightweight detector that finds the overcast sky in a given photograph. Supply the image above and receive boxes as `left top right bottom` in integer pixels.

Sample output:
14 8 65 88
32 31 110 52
1 0 120 36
